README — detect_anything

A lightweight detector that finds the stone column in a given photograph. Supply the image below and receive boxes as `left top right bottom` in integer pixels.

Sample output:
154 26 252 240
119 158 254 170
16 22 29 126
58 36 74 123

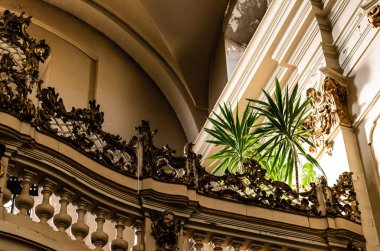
306 72 380 249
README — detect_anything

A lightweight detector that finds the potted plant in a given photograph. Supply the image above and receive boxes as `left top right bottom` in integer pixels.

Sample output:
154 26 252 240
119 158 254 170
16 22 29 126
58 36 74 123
205 79 324 190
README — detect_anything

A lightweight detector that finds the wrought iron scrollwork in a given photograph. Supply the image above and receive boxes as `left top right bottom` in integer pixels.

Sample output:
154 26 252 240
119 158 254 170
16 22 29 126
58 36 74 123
37 87 138 175
136 120 188 180
0 10 50 122
196 160 320 215
0 10 137 175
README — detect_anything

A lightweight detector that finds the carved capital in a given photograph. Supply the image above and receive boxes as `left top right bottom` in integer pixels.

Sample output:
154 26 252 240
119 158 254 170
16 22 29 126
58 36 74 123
362 1 380 28
306 76 351 154
369 5 380 27
150 210 182 251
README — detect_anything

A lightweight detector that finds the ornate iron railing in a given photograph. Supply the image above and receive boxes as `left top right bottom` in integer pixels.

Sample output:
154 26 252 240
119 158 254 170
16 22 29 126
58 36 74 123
0 10 360 222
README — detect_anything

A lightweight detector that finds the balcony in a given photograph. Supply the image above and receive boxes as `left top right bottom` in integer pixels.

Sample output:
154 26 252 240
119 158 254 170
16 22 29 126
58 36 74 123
0 9 366 251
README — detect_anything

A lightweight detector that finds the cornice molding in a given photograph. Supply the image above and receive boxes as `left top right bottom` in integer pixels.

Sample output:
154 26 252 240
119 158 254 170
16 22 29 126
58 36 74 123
272 0 312 64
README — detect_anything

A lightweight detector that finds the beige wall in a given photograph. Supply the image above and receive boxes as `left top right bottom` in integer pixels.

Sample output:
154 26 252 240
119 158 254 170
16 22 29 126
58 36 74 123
0 1 187 153
349 32 380 243
208 35 228 112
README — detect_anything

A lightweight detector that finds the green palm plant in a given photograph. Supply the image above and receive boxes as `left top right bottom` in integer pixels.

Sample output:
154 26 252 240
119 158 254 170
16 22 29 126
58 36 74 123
205 103 259 175
248 79 323 191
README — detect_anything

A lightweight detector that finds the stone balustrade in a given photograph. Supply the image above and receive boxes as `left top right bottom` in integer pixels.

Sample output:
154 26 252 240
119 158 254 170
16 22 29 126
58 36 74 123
0 125 366 250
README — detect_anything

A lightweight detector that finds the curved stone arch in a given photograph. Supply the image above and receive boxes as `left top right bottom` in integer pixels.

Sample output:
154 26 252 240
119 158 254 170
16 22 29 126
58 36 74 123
39 0 202 141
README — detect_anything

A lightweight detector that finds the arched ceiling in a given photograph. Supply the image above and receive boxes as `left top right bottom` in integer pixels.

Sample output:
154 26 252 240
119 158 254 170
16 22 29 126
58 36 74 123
41 0 230 141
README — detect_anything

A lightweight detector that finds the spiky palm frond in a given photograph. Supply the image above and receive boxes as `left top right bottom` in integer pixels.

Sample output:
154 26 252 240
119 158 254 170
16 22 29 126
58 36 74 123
248 79 324 188
205 103 259 174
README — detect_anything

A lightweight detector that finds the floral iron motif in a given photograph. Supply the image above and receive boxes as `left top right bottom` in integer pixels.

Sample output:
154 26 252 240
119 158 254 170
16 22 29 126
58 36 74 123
196 160 320 215
0 10 50 122
151 210 182 251
37 87 138 175
0 10 361 222
0 10 137 175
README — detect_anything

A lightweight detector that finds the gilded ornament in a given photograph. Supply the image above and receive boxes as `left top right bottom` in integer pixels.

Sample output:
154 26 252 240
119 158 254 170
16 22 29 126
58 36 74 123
306 77 351 153
368 4 380 27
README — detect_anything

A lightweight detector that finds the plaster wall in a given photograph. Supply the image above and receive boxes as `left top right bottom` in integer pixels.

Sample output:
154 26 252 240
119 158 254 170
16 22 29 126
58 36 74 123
348 32 380 246
208 35 228 112
0 0 187 153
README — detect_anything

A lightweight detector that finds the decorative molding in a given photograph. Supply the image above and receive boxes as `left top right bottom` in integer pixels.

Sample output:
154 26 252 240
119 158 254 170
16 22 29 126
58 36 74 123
306 76 351 153
150 210 182 251
367 4 380 27
288 18 319 67
361 0 380 28
272 0 312 63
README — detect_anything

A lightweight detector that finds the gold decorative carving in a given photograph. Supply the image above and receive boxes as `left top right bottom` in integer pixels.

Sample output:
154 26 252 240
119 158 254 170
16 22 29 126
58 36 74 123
306 77 351 153
368 4 380 27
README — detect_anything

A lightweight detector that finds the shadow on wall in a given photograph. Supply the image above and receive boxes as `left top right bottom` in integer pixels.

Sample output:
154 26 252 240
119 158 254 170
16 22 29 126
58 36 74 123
348 62 370 122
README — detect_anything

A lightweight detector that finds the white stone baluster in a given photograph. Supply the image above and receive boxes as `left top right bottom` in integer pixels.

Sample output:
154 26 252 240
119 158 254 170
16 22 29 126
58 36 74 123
132 220 144 251
35 179 55 223
91 209 109 250
193 232 206 251
211 236 224 251
53 189 73 232
110 216 128 251
14 170 35 216
249 242 265 251
71 199 90 241
231 239 245 251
